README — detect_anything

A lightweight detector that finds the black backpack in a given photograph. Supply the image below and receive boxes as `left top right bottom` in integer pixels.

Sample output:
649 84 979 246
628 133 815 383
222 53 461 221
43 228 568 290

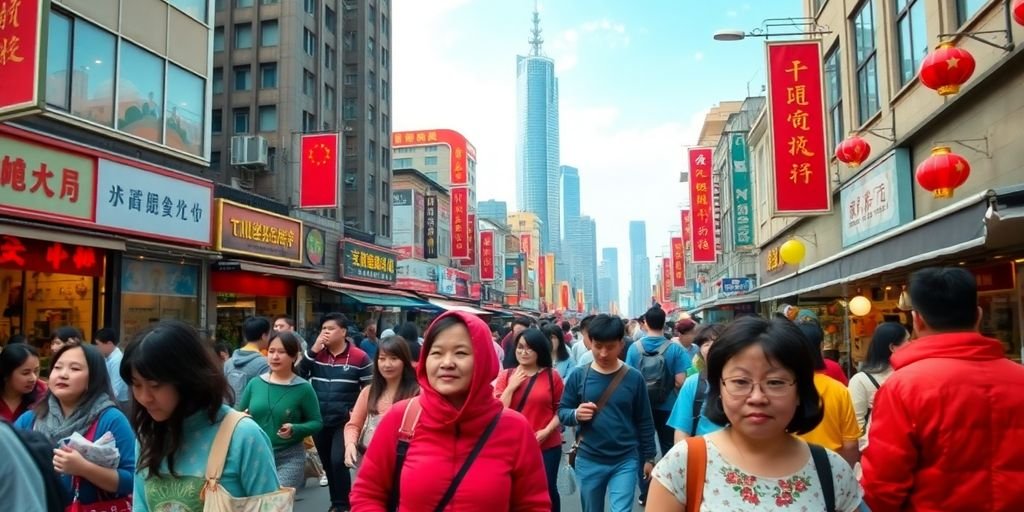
638 341 674 405
1 421 70 512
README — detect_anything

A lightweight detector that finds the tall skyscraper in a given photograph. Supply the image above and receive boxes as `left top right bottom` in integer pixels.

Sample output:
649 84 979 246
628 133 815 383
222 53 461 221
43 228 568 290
477 200 509 228
516 7 561 260
629 221 652 316
211 0 393 245
571 216 598 309
599 248 620 313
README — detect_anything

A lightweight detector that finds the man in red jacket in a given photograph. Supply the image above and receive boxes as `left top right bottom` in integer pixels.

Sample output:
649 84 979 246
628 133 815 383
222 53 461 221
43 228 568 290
862 267 1024 511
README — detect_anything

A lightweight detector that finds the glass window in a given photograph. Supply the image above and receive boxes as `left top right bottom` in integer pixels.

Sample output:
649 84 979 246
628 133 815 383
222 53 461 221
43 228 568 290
169 0 208 22
367 36 375 58
260 0 278 4
824 45 844 153
303 70 315 96
342 97 356 120
304 0 315 15
211 151 221 168
260 20 279 47
382 147 390 169
343 31 355 51
853 0 880 125
212 109 222 133
234 23 252 49
233 107 250 133
368 139 376 162
382 113 390 134
394 157 412 168
324 85 335 110
382 48 389 69
214 26 224 51
367 104 375 124
344 64 357 85
425 156 438 165
121 260 200 343
117 41 165 144
258 105 277 132
381 79 388 101
896 0 927 86
212 67 224 94
236 0 253 7
71 20 116 127
369 5 376 24
165 64 205 156
325 45 336 70
216 0 226 11
260 62 277 88
957 0 987 25
325 6 337 34
382 14 389 36
304 29 316 56
368 70 376 92
46 12 71 109
234 65 251 90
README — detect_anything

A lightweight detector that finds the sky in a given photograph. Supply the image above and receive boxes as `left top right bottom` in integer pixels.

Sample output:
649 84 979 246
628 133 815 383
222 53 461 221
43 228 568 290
392 0 803 311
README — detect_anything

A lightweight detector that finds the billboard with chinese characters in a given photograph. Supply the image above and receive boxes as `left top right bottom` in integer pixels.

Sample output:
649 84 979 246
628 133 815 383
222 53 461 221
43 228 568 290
215 199 303 264
766 40 831 215
424 195 438 259
0 235 103 277
340 239 397 284
391 129 476 186
392 189 417 259
520 234 533 270
661 258 672 302
396 258 437 294
840 149 914 247
480 230 495 281
688 147 717 263
461 213 476 264
0 131 95 222
0 0 47 120
451 187 469 259
730 133 755 247
680 209 692 251
671 237 685 288
299 133 339 208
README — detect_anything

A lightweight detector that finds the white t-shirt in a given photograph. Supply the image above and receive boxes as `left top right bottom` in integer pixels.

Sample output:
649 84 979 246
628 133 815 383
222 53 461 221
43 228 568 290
652 435 863 512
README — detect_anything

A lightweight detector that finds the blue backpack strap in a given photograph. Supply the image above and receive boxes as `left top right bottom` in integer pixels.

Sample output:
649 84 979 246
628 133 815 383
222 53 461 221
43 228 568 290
809 443 835 512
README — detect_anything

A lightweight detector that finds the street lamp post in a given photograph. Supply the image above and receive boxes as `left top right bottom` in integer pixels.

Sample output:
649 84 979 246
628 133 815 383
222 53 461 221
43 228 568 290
713 17 831 41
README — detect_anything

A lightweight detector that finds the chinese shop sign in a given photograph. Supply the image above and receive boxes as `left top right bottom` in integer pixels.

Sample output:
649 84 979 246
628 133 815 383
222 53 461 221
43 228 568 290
662 258 672 301
521 234 533 269
0 132 95 221
392 129 476 186
480 230 495 281
424 195 438 259
537 250 546 299
681 209 692 250
340 239 396 285
451 187 469 259
305 228 325 266
688 147 717 263
0 235 103 277
461 213 476 265
215 199 302 264
0 0 46 120
671 236 685 287
730 133 755 247
299 133 339 208
840 149 913 247
95 159 212 245
767 40 831 215
721 277 753 295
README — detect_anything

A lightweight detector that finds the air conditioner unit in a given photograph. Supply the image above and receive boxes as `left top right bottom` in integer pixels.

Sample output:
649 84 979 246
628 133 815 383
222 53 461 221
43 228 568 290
230 135 269 168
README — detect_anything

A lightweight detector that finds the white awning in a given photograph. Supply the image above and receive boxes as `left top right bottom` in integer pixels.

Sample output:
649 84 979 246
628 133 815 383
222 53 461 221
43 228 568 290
427 298 490 316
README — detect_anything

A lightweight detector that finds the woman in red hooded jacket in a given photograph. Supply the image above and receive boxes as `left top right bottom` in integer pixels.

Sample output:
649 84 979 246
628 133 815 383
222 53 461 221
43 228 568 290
350 311 551 511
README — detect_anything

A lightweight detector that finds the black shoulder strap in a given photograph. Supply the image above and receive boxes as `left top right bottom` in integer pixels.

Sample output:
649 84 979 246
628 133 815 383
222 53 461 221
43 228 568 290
809 444 835 512
690 377 708 436
514 372 541 412
433 411 504 512
864 372 881 389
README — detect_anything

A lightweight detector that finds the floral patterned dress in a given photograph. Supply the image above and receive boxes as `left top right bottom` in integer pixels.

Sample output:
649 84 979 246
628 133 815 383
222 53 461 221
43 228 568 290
652 436 863 511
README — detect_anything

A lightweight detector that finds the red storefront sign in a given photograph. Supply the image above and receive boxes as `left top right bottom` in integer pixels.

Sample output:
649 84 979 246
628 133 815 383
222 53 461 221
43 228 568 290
766 40 831 214
391 129 475 186
451 187 469 259
681 209 692 250
671 236 685 287
688 148 716 263
520 234 532 269
299 133 339 208
538 252 546 299
461 213 476 264
0 235 103 277
559 282 570 311
480 230 495 280
662 258 672 301
0 0 46 120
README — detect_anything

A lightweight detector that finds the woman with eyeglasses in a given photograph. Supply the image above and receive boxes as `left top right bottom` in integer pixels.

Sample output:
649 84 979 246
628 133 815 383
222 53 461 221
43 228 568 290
667 323 727 444
647 316 865 511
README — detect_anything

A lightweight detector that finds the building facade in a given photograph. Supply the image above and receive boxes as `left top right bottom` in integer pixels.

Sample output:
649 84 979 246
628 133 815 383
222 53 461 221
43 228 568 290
571 215 599 311
477 199 508 228
599 247 620 313
629 220 651 317
507 211 543 302
560 164 580 283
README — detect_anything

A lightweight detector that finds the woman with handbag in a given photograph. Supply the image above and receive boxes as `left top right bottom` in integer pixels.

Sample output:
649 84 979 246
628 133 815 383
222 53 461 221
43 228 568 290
236 331 323 488
343 336 419 470
15 343 135 512
494 327 565 512
350 311 551 511
122 320 287 512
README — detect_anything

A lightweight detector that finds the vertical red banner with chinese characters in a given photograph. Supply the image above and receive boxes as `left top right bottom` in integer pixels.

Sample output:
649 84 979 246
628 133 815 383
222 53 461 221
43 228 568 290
450 136 468 186
766 40 831 214
538 257 546 299
451 187 469 258
671 237 685 287
559 282 570 311
299 133 339 208
462 213 476 264
521 234 532 269
681 210 692 250
0 0 46 120
662 258 672 302
576 289 585 313
688 148 717 263
480 230 494 280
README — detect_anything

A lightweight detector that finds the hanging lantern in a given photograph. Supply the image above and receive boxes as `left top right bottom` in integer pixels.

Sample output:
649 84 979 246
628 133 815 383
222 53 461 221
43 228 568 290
916 146 971 199
919 42 976 96
1014 0 1024 27
779 239 806 265
849 296 872 317
835 135 872 168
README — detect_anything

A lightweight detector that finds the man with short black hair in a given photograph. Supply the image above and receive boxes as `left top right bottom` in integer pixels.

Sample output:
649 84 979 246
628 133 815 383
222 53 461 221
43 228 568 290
273 315 308 354
93 328 129 408
862 267 1024 511
223 316 271 406
570 315 596 367
559 314 656 512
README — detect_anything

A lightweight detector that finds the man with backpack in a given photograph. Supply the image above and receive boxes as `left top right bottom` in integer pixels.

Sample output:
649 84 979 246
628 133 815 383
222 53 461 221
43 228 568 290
625 306 690 506
223 316 271 406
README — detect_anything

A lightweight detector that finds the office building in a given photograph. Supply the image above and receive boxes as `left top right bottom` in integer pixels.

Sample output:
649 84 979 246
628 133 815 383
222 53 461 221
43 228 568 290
477 199 508 228
570 215 598 310
629 220 652 317
599 247 620 313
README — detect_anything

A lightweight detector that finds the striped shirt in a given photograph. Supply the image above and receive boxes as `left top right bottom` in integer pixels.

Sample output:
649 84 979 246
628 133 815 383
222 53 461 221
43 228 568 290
298 341 372 427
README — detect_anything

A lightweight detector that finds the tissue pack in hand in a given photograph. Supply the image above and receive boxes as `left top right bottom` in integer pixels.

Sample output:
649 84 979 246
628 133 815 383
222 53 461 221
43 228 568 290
61 431 121 468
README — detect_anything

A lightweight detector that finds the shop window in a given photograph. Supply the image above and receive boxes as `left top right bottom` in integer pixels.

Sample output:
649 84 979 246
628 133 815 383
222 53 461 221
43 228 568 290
70 20 117 128
212 271 293 347
165 65 206 156
46 12 72 110
118 41 165 145
120 259 200 342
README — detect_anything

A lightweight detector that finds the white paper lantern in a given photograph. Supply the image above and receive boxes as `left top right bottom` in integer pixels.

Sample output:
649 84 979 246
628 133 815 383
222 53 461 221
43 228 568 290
849 296 872 317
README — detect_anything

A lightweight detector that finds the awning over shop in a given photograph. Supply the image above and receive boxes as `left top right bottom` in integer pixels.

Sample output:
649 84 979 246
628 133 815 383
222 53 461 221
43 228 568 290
688 294 760 316
426 298 491 316
757 187 1024 302
482 306 521 317
1 219 126 251
218 259 326 281
321 281 434 309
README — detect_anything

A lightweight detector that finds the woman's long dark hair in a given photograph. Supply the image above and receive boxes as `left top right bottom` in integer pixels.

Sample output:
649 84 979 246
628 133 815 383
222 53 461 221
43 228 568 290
121 320 229 478
540 324 570 362
1 343 43 410
861 322 909 374
367 336 419 415
34 343 114 418
515 328 554 368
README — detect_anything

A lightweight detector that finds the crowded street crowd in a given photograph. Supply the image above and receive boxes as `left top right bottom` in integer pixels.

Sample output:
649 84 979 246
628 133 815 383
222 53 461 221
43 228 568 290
2 266 1024 511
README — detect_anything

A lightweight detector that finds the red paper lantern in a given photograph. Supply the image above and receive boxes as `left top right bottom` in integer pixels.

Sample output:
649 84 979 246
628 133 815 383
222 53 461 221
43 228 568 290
915 146 971 199
1014 0 1024 27
834 135 872 168
919 42 976 96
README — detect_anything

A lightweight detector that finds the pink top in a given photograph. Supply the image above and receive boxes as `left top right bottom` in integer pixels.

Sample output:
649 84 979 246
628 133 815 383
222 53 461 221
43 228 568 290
344 386 396 445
